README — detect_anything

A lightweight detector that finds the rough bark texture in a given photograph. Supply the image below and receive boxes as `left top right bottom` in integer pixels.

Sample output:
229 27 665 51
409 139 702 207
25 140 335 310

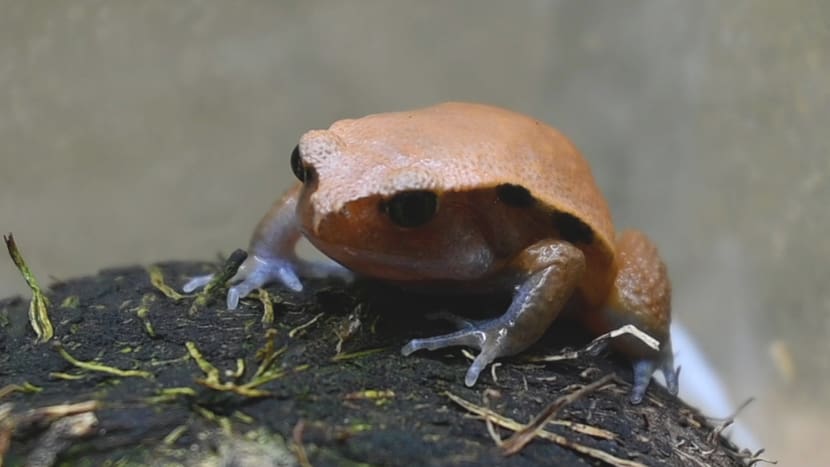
0 262 749 466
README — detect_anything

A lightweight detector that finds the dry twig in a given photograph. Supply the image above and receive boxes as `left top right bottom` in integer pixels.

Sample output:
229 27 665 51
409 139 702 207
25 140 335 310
446 383 646 467
501 374 617 455
530 324 660 364
292 420 312 467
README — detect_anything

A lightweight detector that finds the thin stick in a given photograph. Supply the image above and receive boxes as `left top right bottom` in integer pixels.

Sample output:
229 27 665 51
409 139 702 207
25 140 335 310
501 374 616 455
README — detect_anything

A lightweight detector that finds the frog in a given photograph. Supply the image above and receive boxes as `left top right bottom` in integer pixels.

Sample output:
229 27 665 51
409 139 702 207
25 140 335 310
183 102 678 403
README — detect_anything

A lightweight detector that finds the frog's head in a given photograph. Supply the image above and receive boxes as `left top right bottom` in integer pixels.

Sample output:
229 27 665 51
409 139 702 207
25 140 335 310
287 129 494 282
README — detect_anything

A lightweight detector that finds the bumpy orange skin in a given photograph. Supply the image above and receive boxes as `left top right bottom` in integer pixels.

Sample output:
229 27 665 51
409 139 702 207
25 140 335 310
298 103 618 308
187 102 677 402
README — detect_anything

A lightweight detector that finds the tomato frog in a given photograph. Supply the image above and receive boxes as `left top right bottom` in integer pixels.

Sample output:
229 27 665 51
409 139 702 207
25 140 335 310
183 102 678 403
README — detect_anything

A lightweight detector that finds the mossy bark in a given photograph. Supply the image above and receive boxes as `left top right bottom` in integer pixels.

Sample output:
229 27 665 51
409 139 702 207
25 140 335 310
0 262 748 466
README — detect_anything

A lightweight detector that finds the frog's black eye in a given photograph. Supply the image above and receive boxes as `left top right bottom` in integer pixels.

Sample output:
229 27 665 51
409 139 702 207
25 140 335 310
381 190 438 228
290 145 306 182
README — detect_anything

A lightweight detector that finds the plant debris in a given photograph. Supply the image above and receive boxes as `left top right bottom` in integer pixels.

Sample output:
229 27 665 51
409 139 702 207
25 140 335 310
187 249 247 315
4 234 53 343
0 260 755 466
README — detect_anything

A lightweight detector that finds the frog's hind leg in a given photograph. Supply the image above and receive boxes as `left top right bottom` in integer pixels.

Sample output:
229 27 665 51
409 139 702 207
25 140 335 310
588 229 678 404
402 240 586 387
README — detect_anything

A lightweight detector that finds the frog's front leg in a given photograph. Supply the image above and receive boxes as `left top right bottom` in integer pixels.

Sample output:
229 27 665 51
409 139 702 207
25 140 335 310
402 240 586 387
183 183 351 309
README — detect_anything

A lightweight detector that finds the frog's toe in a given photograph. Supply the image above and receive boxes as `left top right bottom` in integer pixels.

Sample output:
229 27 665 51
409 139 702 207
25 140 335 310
629 351 679 404
401 317 517 387
630 359 657 404
401 329 485 357
182 274 214 293
224 255 304 309
226 281 256 310
662 359 680 396
271 262 304 291
465 347 500 386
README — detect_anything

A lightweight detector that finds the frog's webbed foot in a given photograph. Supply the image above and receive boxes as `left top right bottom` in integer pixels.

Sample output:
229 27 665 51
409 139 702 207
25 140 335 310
630 344 679 404
401 313 523 387
183 254 303 309
402 240 586 388
183 253 352 310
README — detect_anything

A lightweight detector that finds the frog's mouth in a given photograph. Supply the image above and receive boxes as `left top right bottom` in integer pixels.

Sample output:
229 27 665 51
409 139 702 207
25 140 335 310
307 236 442 281
305 232 495 283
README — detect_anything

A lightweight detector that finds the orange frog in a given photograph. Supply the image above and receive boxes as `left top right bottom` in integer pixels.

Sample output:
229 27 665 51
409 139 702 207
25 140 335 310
184 102 678 403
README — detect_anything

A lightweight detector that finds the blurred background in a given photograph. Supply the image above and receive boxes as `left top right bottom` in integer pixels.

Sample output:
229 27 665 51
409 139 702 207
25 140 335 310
1 1 827 464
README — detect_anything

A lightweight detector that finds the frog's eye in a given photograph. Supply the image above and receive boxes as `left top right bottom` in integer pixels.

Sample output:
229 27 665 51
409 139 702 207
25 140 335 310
381 190 438 228
290 145 306 182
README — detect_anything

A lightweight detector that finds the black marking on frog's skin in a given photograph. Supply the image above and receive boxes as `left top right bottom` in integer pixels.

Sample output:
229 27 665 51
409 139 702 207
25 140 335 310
552 210 594 244
496 183 536 208
381 190 439 228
